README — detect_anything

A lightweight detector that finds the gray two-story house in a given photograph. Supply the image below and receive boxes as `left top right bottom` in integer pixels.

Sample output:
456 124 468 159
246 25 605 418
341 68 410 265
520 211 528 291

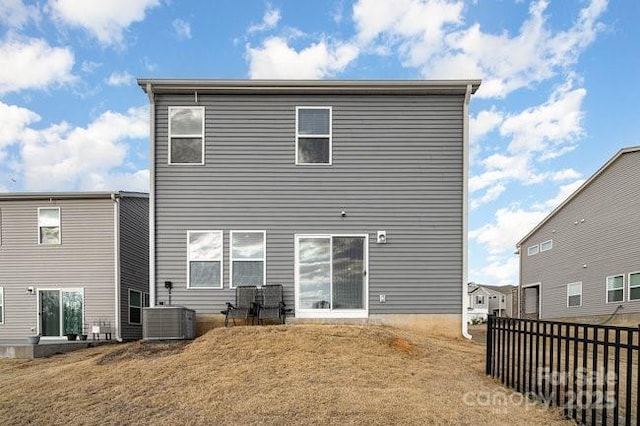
138 79 480 337
0 192 149 341
518 146 640 323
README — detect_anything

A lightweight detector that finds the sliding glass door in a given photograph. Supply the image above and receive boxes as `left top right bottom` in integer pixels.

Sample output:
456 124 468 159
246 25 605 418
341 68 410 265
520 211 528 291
296 235 367 317
39 289 84 337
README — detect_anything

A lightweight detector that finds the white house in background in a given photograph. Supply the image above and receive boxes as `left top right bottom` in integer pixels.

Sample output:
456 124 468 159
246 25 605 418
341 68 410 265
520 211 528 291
467 283 517 321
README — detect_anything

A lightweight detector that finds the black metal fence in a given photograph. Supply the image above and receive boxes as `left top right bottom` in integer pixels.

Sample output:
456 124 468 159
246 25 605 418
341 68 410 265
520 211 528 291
486 315 640 425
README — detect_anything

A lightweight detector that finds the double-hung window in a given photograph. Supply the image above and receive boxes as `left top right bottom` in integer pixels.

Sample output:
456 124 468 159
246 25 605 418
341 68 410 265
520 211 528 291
629 272 640 301
296 106 332 165
187 231 223 288
606 274 624 303
129 289 142 325
230 231 266 288
169 106 205 165
567 282 582 307
38 207 60 245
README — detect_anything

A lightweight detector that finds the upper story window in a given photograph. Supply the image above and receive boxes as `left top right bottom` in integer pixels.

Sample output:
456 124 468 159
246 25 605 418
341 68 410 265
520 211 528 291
606 274 624 303
540 240 553 252
230 231 266 288
527 244 539 256
296 106 332 165
475 295 485 305
567 282 582 307
38 207 60 245
169 107 205 165
187 231 223 288
629 272 640 301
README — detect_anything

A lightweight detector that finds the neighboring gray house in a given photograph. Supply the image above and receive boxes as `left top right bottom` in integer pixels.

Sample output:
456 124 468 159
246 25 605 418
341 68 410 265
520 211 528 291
467 283 517 321
138 79 480 337
518 147 640 323
0 192 149 341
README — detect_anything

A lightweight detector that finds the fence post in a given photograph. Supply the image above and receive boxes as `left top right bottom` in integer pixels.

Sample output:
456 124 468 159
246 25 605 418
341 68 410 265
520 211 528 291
486 314 494 375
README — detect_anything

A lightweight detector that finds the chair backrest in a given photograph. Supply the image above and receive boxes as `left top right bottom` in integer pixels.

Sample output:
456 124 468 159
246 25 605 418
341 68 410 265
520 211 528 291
261 284 283 309
236 286 258 309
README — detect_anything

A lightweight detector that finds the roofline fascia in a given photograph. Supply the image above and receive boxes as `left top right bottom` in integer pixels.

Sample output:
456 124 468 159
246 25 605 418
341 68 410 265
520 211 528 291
137 79 481 95
516 146 640 247
0 191 149 201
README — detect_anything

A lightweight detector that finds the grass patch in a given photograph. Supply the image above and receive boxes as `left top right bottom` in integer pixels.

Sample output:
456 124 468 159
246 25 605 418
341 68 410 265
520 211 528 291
0 324 572 425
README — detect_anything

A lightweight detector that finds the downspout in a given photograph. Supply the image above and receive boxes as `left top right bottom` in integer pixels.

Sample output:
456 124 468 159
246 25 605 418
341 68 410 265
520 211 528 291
146 83 156 308
462 84 472 340
112 193 123 342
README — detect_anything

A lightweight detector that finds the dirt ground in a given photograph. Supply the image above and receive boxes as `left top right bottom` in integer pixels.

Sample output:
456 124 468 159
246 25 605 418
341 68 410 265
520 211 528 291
0 324 573 425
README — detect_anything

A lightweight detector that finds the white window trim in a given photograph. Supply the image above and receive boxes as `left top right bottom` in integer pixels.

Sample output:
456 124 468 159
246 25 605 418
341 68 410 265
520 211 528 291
527 244 539 256
567 282 582 307
168 106 205 166
128 289 142 325
295 106 333 166
36 288 85 338
294 233 369 319
0 286 4 325
629 271 640 301
187 230 223 289
605 274 625 304
229 230 266 289
37 207 61 245
540 239 553 252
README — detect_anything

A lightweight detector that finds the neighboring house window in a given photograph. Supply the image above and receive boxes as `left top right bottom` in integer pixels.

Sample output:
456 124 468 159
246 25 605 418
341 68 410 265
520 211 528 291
296 106 332 165
230 231 266 288
475 295 485 305
38 207 60 245
527 244 539 256
567 282 582 307
187 231 223 288
143 292 150 308
168 106 205 165
0 287 3 324
501 295 505 303
629 272 640 301
606 275 624 303
540 240 553 252
129 289 142 325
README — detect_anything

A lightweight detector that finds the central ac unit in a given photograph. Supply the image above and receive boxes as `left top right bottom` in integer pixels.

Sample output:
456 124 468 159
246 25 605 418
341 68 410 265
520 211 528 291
143 306 196 340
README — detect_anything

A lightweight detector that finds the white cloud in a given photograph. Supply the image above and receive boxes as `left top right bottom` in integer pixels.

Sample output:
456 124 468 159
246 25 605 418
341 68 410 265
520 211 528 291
81 60 102 73
83 169 149 192
247 37 358 79
536 178 585 210
0 101 41 151
471 256 518 285
47 0 161 46
0 36 75 94
470 206 548 256
19 106 149 191
550 169 581 182
106 71 134 86
470 183 505 210
350 0 607 99
248 5 281 33
172 18 192 40
0 0 42 29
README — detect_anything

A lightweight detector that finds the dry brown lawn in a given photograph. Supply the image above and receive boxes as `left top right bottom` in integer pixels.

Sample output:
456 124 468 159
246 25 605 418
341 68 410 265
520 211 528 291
0 325 574 425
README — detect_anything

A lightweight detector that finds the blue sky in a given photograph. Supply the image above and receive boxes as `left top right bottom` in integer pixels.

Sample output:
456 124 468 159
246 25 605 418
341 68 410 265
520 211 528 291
0 0 638 285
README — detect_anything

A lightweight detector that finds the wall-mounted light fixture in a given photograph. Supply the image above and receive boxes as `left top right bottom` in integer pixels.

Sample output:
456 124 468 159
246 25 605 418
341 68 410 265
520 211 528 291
377 231 387 244
341 210 347 218
26 286 34 295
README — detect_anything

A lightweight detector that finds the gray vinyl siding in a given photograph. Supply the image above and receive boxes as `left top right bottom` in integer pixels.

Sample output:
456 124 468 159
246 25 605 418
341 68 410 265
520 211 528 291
118 196 149 340
154 94 464 315
0 199 116 340
520 150 640 319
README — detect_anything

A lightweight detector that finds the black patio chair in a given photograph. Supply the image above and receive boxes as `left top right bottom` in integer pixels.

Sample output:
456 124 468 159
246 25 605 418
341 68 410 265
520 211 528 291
257 284 292 325
221 286 259 327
